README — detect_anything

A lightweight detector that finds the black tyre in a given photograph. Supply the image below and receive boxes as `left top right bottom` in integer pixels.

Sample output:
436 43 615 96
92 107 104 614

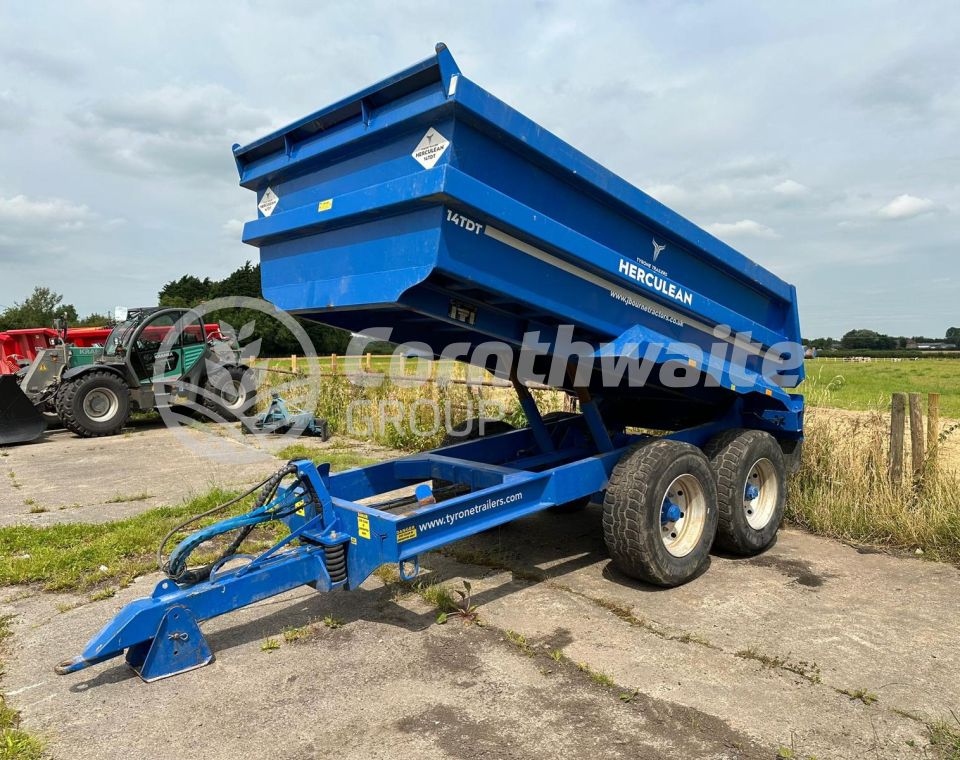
779 438 803 476
203 365 257 422
55 371 131 438
602 439 718 587
703 429 786 556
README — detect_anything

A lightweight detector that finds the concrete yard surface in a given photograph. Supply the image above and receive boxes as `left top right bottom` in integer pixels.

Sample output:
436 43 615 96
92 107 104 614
2 513 958 759
1 424 958 758
0 421 390 526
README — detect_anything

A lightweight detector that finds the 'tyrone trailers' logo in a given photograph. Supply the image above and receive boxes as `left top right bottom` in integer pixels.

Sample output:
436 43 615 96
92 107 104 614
652 238 666 262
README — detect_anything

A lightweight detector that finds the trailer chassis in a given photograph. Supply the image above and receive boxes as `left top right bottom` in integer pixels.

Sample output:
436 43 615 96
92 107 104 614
55 389 798 682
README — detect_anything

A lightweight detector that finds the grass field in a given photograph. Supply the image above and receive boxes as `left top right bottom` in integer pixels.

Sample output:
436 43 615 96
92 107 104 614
799 359 960 417
261 355 960 417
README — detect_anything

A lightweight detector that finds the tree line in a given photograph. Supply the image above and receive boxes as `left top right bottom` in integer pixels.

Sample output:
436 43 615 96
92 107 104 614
1 262 351 356
4 277 956 357
157 262 349 355
0 287 110 331
807 328 959 351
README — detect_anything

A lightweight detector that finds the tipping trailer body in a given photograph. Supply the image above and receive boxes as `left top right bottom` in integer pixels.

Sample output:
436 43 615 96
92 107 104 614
236 44 803 433
58 46 804 682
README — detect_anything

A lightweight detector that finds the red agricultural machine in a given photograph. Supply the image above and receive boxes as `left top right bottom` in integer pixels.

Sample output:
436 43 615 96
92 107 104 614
0 325 112 375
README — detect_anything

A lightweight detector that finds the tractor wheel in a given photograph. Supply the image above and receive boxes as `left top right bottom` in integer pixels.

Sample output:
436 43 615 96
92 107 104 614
55 371 131 438
703 429 786 556
602 439 718 587
203 366 256 422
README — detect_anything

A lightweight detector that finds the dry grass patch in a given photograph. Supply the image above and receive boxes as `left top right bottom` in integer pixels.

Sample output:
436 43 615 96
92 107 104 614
788 407 960 563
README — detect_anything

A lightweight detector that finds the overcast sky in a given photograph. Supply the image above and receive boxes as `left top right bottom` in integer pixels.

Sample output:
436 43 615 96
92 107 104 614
0 1 957 337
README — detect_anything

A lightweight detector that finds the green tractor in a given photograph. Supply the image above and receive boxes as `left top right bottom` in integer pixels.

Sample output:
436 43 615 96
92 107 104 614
0 307 256 445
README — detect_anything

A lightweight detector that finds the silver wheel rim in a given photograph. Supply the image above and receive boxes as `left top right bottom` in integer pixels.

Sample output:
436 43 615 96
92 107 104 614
82 388 120 421
221 380 246 410
744 458 778 530
660 473 707 558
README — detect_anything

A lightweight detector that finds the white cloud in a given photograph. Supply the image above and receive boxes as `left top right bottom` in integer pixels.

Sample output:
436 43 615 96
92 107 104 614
706 219 780 240
877 194 937 220
773 179 809 197
713 156 786 180
0 194 95 228
645 183 687 205
84 84 272 137
70 84 276 179
222 219 245 238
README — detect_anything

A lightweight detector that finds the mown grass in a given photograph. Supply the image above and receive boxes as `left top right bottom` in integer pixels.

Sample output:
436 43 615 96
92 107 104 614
800 359 960 417
274 443 379 471
1 615 44 760
0 445 387 594
0 488 285 592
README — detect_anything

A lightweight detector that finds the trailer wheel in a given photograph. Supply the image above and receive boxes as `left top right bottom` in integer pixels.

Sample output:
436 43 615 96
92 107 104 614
203 366 256 422
779 438 803 476
602 439 718 587
704 429 786 556
55 371 131 438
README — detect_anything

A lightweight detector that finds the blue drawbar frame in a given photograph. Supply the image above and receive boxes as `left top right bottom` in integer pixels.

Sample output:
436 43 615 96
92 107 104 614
55 402 758 682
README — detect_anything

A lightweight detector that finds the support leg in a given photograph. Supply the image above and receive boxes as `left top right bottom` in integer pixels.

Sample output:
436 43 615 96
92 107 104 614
126 605 213 682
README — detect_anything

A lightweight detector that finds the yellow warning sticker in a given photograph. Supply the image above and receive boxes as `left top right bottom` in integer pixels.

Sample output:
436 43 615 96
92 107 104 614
295 499 306 517
318 198 333 212
357 513 370 540
397 525 417 543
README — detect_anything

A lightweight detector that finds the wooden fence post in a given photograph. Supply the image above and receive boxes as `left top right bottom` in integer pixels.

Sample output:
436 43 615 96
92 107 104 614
908 393 924 479
927 392 940 471
365 352 372 372
331 354 338 373
889 393 906 484
290 354 298 372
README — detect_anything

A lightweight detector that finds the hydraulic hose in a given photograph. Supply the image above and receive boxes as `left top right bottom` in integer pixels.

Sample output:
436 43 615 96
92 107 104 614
158 463 300 585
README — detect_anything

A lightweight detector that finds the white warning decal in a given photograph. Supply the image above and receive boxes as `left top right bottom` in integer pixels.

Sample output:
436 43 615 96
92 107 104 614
258 187 279 217
412 127 450 169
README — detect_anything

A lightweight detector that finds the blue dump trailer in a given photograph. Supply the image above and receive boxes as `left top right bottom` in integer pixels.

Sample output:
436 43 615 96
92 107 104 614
57 45 804 682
